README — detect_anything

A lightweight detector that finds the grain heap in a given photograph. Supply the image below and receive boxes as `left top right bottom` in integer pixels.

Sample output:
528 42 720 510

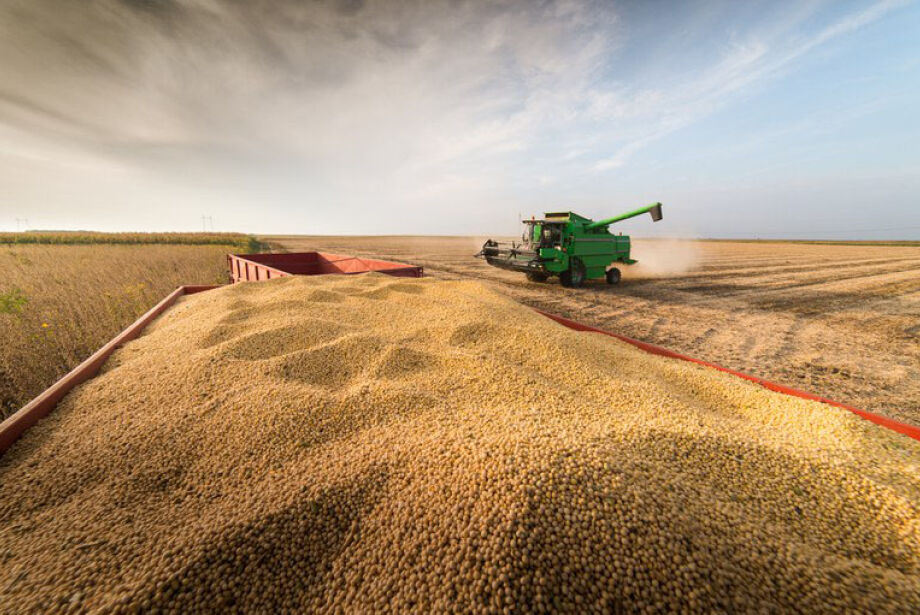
1 274 919 613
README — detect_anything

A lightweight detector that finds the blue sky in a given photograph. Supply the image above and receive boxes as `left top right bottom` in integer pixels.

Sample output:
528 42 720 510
0 0 918 238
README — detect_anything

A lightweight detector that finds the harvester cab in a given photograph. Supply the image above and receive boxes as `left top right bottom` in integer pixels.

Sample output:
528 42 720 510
524 217 565 251
477 203 663 288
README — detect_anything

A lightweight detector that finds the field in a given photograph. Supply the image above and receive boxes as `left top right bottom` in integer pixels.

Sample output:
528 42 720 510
268 236 920 426
0 242 238 419
0 231 263 249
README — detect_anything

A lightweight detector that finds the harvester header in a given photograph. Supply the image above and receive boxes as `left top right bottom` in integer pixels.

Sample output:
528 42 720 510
477 202 663 288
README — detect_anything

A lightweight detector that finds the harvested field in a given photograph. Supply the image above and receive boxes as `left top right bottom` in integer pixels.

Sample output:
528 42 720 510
1 274 918 613
0 243 235 419
269 236 920 426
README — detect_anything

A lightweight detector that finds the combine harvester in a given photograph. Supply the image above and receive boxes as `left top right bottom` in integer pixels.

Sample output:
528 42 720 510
478 202 662 286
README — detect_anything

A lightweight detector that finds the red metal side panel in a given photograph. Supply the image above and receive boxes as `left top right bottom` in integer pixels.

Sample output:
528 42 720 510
535 309 920 442
0 285 220 455
315 252 356 264
183 286 219 295
356 257 424 277
336 258 366 273
244 252 321 266
228 252 423 279
227 254 291 283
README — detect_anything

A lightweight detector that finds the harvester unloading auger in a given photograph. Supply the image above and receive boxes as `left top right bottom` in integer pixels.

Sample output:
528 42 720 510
477 203 663 287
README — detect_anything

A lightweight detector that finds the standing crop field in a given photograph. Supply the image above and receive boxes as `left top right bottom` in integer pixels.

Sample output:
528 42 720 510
0 243 238 419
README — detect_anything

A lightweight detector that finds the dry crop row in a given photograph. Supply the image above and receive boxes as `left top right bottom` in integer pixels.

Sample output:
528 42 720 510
0 243 235 419
0 231 265 251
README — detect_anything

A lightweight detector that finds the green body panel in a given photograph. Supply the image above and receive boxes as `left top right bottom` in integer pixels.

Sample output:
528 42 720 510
584 202 663 230
532 223 542 244
479 203 662 283
538 233 631 279
537 204 660 278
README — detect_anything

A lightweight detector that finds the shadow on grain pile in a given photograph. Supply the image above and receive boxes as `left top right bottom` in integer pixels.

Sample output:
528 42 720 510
1 273 919 613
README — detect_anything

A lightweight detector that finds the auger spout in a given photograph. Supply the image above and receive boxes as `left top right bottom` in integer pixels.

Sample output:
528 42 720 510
584 202 663 230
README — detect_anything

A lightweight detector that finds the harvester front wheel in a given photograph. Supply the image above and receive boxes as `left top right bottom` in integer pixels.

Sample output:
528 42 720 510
526 271 548 283
606 267 621 285
560 259 585 288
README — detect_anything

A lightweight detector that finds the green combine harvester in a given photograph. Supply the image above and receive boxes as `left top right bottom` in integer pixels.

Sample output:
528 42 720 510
477 203 663 287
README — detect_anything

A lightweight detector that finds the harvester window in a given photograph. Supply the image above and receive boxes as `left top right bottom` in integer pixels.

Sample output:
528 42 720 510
538 224 563 248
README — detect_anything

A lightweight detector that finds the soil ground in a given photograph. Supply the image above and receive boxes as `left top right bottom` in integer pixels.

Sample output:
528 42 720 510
267 236 920 426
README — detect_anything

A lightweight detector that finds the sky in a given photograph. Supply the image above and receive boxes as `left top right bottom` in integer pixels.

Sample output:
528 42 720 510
0 0 918 239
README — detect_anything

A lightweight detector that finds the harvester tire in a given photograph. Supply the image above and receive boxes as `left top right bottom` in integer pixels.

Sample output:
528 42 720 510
606 267 621 285
526 272 548 283
560 259 586 288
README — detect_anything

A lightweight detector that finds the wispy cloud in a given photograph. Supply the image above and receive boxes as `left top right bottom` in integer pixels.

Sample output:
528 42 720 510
0 0 915 234
0 0 619 223
588 0 910 172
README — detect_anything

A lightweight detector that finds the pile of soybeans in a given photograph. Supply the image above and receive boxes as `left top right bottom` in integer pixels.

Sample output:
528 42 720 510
1 273 919 613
